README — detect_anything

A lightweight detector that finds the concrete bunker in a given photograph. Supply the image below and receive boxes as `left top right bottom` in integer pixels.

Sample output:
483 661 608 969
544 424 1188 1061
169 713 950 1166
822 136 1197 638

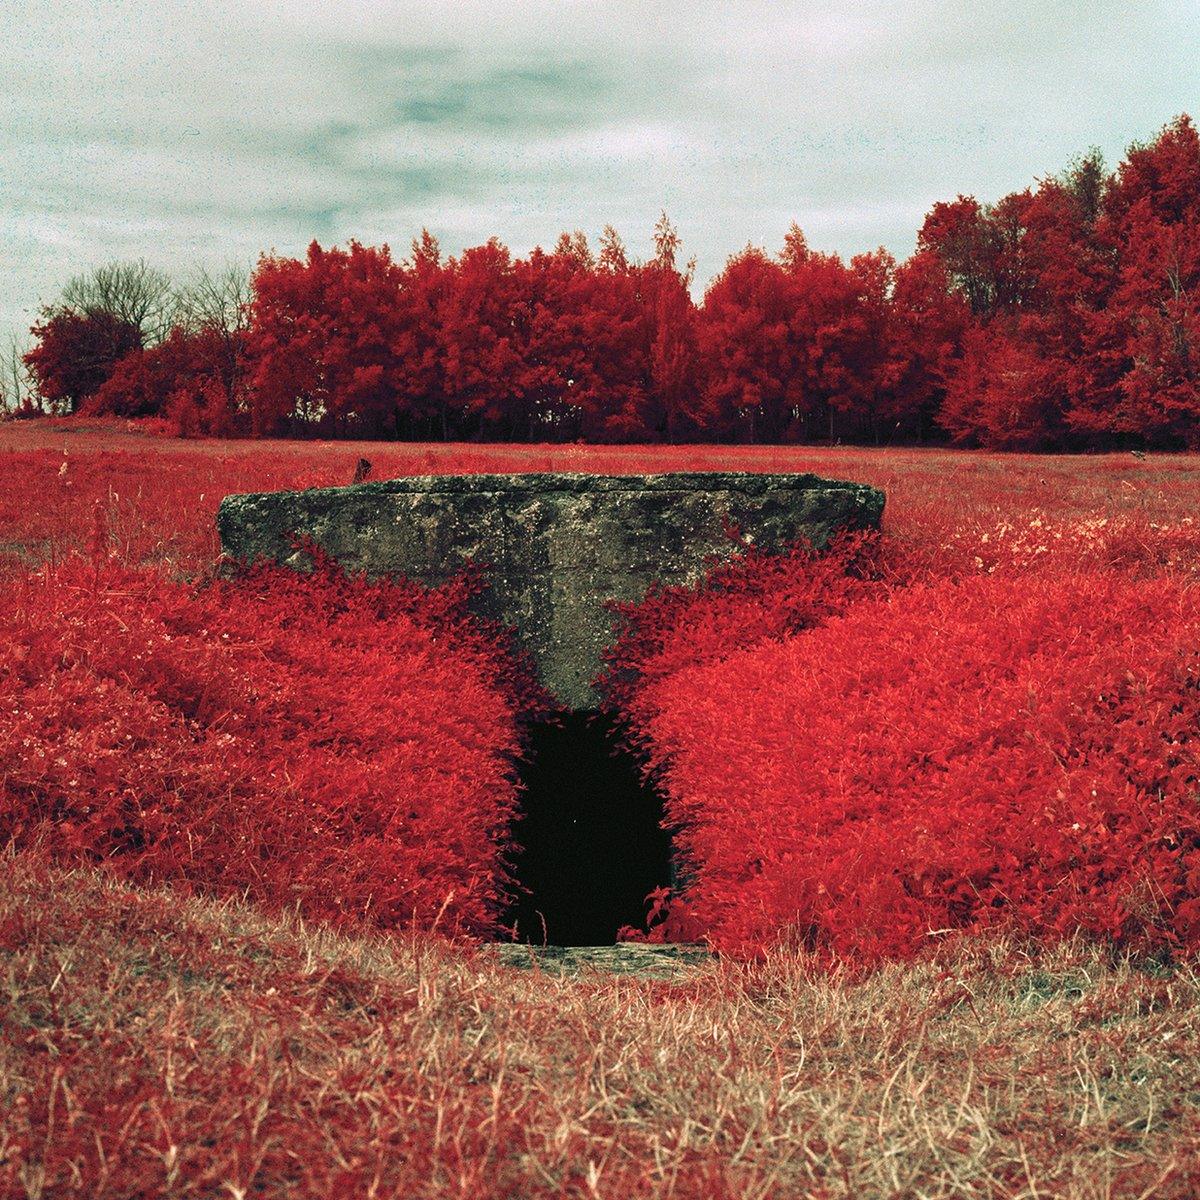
218 471 885 943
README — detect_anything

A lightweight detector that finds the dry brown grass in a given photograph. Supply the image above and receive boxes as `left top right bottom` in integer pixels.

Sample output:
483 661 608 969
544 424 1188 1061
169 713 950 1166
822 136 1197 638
2 850 1198 1199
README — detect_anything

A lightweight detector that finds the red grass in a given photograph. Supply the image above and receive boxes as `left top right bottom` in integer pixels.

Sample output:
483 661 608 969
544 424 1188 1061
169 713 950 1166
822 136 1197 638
623 572 1200 959
6 419 1200 1194
7 416 1200 576
4 852 1200 1199
0 552 539 936
6 417 1200 960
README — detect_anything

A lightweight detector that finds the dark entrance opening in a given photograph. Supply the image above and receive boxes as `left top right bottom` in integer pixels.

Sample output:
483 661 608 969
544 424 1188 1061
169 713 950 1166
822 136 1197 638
507 711 672 946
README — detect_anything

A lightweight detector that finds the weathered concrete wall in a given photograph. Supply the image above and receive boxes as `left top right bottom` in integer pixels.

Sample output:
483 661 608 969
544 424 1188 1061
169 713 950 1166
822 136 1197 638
217 472 884 709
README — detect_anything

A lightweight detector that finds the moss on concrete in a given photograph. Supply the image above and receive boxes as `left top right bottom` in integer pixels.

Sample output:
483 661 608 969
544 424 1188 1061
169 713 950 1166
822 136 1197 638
217 472 884 709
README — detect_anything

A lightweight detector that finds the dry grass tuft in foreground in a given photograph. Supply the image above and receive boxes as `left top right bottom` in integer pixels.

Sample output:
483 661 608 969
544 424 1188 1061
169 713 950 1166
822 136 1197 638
2 851 1198 1199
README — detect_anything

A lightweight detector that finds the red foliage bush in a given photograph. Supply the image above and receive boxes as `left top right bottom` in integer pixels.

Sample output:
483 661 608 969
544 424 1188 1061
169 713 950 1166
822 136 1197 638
85 327 239 436
596 530 885 716
0 553 540 936
625 572 1200 960
23 309 143 412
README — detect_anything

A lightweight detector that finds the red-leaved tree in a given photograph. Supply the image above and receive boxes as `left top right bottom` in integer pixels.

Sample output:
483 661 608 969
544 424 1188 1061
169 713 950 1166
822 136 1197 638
24 310 143 413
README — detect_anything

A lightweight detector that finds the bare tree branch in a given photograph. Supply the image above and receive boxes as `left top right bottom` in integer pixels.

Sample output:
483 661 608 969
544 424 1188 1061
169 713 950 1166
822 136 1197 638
173 263 251 337
60 260 176 344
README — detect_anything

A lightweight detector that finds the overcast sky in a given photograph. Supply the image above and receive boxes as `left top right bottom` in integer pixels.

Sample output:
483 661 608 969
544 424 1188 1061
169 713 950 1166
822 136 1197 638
2 0 1197 342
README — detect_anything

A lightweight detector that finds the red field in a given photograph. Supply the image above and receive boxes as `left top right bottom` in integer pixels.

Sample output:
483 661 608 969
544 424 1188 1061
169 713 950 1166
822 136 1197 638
5 416 1200 576
5 418 1200 1196
7 417 1200 945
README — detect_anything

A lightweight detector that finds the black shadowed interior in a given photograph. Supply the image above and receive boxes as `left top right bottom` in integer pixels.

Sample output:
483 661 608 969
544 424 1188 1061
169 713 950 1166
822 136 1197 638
507 711 672 946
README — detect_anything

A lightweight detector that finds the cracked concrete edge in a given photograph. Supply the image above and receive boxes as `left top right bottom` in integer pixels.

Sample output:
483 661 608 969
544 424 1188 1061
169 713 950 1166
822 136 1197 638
219 470 883 502
481 943 714 978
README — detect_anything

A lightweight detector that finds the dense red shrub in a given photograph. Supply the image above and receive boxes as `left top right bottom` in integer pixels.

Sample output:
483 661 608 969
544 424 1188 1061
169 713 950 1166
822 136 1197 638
0 553 540 936
596 530 885 716
85 327 240 436
626 573 1200 960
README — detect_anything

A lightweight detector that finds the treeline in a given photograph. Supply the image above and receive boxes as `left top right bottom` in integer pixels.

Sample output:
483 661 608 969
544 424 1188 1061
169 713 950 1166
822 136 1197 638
10 115 1199 449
